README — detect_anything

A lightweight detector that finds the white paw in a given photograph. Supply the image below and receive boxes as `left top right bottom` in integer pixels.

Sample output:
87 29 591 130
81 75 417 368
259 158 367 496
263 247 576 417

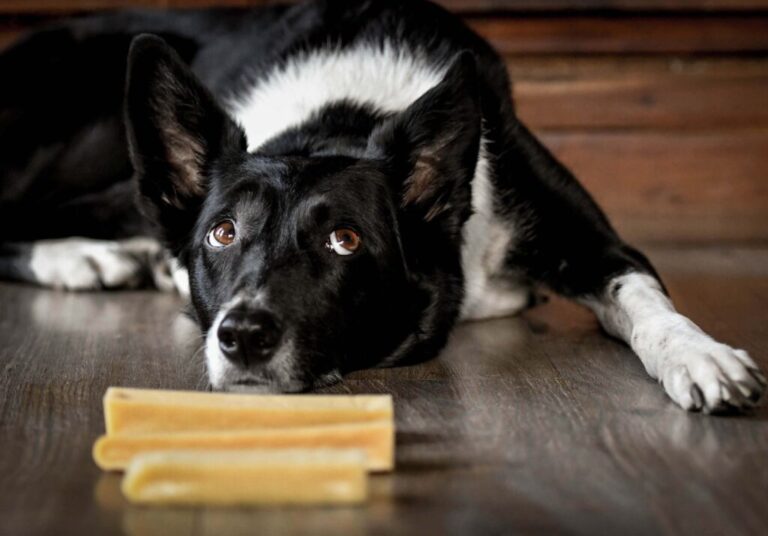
659 342 766 413
30 238 148 290
595 273 765 414
146 253 190 297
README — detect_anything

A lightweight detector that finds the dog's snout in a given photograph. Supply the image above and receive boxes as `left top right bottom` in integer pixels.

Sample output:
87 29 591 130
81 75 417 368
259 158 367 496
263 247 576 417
217 309 282 366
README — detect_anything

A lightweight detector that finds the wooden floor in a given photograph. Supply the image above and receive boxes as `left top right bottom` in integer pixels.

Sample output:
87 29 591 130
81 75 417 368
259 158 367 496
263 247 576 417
1 246 767 535
1 1 768 534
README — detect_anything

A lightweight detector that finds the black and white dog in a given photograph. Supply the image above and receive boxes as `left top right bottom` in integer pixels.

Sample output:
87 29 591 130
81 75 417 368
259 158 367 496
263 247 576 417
0 0 764 411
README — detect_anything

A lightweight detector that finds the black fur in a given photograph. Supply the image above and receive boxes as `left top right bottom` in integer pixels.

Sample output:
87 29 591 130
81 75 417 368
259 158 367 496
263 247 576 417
0 0 659 390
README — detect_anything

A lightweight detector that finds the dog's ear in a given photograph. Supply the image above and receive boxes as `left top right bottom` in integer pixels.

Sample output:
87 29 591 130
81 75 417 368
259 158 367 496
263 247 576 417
125 34 246 252
368 51 481 237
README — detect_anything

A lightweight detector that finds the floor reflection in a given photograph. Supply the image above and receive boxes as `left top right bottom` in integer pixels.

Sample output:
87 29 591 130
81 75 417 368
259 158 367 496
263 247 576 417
23 287 184 334
107 482 395 536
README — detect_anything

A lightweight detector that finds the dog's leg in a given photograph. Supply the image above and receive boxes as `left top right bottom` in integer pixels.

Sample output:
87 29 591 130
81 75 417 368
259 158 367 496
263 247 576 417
0 237 188 293
498 119 766 412
585 272 765 411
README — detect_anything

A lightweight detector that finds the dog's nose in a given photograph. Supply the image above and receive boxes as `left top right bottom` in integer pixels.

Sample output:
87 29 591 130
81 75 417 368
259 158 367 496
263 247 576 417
217 309 282 366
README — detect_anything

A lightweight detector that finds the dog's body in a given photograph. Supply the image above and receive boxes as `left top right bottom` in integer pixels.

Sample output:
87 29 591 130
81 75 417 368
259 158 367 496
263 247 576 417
0 0 764 411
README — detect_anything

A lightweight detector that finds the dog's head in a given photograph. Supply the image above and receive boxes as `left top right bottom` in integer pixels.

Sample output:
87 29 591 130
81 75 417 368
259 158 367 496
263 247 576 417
125 35 481 392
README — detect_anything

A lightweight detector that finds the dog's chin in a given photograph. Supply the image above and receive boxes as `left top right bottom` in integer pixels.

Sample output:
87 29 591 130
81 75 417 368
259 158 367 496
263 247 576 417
219 379 306 394
209 369 344 394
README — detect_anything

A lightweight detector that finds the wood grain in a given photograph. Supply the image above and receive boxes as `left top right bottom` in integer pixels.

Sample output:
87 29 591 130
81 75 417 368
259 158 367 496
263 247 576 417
538 129 768 243
469 16 768 55
514 64 768 129
507 55 768 80
442 0 768 11
0 246 767 535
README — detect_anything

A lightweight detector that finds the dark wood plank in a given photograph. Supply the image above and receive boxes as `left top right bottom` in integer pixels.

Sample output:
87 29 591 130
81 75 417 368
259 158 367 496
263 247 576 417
469 15 768 55
510 56 768 129
538 128 768 243
441 0 768 11
514 60 768 129
507 55 768 79
1 246 767 535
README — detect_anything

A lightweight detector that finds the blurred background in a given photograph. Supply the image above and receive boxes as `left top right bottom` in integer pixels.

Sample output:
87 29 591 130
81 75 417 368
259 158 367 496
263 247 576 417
1 0 766 246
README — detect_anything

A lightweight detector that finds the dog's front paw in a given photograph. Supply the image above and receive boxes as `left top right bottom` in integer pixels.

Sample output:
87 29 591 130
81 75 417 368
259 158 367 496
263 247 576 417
660 344 766 413
30 238 147 290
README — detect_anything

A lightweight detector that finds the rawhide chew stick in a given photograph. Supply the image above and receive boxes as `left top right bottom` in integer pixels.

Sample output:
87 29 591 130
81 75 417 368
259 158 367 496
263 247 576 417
121 449 368 506
94 420 394 472
104 387 393 435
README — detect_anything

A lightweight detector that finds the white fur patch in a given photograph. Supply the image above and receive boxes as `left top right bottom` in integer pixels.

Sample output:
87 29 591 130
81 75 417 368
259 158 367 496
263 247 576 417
29 237 160 291
459 145 527 321
230 43 447 151
588 273 766 412
28 237 190 295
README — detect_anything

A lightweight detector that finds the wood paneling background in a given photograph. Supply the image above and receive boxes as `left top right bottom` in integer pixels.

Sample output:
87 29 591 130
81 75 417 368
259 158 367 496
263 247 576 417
1 0 767 244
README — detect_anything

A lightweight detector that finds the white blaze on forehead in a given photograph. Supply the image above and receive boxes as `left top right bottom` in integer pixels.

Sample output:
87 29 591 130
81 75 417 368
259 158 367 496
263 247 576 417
229 42 447 152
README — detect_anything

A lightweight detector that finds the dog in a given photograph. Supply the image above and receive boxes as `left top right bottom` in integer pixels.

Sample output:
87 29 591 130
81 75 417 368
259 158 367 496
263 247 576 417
0 0 764 412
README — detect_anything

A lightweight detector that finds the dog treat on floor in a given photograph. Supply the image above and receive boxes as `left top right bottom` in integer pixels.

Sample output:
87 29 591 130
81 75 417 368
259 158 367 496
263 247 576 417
104 387 393 435
121 449 368 506
94 420 394 472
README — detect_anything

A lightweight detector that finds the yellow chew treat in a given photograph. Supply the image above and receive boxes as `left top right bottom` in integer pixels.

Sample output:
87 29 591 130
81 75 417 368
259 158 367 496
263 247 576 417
93 420 394 472
104 387 393 435
121 449 368 506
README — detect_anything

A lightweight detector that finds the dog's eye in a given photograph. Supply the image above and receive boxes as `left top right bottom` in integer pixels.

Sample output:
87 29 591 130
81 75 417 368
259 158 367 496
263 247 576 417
326 228 361 256
207 220 236 247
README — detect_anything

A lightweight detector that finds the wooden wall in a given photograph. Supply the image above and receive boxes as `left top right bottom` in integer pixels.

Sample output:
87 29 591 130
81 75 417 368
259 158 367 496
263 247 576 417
2 0 767 244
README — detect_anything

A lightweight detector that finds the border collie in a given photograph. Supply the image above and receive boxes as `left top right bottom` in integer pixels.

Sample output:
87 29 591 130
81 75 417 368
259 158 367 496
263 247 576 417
0 0 764 411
